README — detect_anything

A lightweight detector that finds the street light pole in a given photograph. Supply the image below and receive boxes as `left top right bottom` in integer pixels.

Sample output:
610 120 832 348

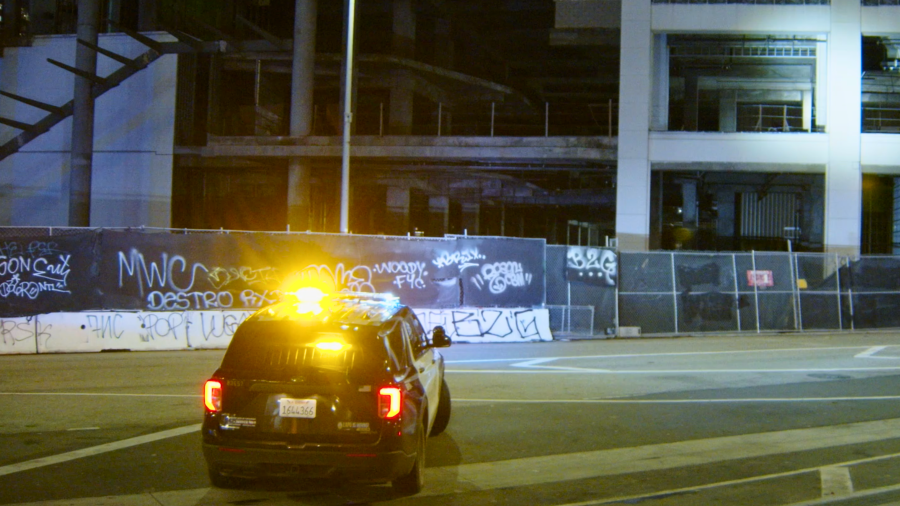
340 0 357 234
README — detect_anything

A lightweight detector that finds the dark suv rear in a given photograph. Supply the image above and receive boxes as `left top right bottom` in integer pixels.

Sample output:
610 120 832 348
201 291 451 494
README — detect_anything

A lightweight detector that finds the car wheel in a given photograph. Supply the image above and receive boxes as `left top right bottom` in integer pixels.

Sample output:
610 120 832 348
430 378 451 436
392 422 426 495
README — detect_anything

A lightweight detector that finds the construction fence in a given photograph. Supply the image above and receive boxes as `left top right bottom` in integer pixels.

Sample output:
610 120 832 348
1 227 899 340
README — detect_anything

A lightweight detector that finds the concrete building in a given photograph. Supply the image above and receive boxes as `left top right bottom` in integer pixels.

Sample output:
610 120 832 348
0 0 898 254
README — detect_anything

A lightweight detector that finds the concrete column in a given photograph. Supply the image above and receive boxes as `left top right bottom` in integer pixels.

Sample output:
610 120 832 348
816 41 827 130
615 0 652 251
682 181 697 225
802 90 813 132
106 0 121 31
716 191 736 250
683 73 699 131
138 0 157 31
719 90 737 133
288 0 317 232
650 33 669 132
435 18 454 69
2 0 19 43
805 182 826 250
893 178 900 255
390 0 415 135
461 202 480 235
385 187 410 235
68 0 101 226
428 195 450 237
824 0 862 256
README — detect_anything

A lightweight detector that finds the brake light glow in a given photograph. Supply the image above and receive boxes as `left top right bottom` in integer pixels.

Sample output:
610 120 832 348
378 386 402 419
204 380 222 412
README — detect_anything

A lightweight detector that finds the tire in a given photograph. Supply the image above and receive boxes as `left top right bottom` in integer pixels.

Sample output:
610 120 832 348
430 378 451 436
392 422 426 495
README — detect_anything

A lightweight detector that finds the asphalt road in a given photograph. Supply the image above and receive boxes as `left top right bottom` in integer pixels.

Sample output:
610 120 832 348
4 332 900 505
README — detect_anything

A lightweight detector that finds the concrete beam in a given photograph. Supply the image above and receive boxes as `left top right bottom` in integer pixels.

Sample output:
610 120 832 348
196 135 616 162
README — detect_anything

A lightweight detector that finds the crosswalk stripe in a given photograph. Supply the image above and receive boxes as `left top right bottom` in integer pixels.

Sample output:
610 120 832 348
420 417 900 495
7 418 900 504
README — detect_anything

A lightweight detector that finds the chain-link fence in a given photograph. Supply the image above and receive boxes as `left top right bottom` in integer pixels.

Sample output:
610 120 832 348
613 251 893 336
546 245 616 338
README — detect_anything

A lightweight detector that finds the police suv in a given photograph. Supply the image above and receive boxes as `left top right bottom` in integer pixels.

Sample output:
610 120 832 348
201 289 451 494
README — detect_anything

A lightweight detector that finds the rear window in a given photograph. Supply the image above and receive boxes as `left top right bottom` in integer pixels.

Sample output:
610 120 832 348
221 320 389 379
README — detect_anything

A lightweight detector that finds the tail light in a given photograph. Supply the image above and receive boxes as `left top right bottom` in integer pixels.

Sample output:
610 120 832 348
204 380 222 412
378 386 402 419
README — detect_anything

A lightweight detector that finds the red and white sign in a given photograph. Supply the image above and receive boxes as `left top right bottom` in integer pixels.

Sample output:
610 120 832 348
747 270 774 287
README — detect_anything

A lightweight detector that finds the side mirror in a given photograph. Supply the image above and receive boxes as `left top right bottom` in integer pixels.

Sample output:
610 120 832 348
431 326 451 348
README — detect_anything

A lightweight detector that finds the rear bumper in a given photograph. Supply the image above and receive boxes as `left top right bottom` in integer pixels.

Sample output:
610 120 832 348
202 442 415 482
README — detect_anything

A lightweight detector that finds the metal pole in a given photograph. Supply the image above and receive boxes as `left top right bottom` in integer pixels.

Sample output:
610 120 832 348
732 253 741 332
788 248 799 331
608 98 613 141
614 260 620 337
752 250 761 333
491 102 496 137
567 281 572 333
545 102 549 137
671 252 679 334
837 253 847 330
254 60 261 109
339 0 357 234
69 0 101 227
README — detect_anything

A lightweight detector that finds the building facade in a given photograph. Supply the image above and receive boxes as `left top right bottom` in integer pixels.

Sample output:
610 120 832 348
0 0 898 255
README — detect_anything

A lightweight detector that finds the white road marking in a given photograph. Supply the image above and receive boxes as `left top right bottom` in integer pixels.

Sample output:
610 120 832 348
455 396 900 404
8 488 210 506
447 366 900 374
9 421 900 505
0 424 201 478
783 482 900 506
856 346 889 358
0 392 199 398
445 345 887 364
551 452 900 506
66 427 100 431
510 357 610 372
820 466 853 498
420 418 900 496
510 357 558 367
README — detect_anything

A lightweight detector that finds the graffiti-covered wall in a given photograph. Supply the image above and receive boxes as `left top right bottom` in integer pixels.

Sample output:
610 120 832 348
0 307 553 354
0 230 546 316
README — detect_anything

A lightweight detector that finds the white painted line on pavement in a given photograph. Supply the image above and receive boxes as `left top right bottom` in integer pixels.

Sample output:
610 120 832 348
0 392 200 398
12 421 900 505
66 427 100 432
548 451 900 506
510 357 558 367
820 466 853 498
455 396 900 404
510 357 610 372
0 424 201 478
7 488 210 506
856 346 889 358
420 418 900 496
447 366 900 374
445 345 886 364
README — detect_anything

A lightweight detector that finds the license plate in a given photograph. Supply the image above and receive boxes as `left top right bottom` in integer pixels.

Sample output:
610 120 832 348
279 398 316 418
